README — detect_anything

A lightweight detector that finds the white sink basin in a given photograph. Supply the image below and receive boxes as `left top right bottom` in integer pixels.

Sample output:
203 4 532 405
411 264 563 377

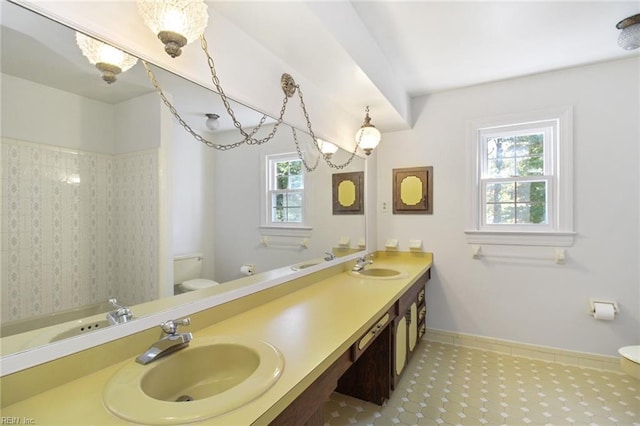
103 336 284 424
291 259 323 271
349 268 409 280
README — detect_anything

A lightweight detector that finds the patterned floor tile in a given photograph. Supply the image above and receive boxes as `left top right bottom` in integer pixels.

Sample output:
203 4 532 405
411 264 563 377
325 340 639 426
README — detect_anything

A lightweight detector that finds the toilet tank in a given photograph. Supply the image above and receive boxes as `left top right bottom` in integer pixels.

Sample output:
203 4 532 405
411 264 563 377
173 253 204 285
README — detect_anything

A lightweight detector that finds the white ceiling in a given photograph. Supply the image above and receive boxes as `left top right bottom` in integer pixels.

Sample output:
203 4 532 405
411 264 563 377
3 1 639 136
213 1 640 131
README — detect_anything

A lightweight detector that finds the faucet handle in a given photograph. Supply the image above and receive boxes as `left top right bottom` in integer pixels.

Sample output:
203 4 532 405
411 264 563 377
161 317 190 335
109 298 125 309
324 252 336 261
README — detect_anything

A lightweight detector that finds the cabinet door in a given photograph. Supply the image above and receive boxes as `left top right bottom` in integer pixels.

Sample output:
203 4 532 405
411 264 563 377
394 316 407 377
408 302 417 352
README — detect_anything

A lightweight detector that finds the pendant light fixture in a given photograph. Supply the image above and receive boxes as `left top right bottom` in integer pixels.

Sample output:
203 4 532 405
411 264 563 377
205 113 220 131
139 1 381 169
137 0 208 57
354 106 381 156
76 33 138 84
318 139 339 159
616 14 640 50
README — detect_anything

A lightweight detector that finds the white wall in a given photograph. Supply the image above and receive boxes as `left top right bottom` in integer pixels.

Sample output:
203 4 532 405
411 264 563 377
375 57 639 356
1 74 114 153
114 92 165 154
171 119 211 260
211 125 366 282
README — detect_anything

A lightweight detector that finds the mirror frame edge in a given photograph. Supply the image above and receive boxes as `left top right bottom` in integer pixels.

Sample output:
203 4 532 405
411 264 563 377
0 253 369 376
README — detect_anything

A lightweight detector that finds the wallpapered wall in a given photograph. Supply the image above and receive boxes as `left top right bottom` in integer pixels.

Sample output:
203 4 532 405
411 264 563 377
1 138 159 322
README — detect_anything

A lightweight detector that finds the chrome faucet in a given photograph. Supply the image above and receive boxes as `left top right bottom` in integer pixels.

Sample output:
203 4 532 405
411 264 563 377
106 298 133 325
136 317 192 365
324 251 337 261
352 254 374 272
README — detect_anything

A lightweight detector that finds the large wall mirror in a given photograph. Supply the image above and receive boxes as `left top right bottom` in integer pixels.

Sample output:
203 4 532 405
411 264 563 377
0 1 366 361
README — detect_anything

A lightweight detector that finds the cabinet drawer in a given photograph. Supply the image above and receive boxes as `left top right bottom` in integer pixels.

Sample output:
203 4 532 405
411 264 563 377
352 308 393 361
418 322 426 340
396 269 430 315
398 282 422 315
418 305 426 323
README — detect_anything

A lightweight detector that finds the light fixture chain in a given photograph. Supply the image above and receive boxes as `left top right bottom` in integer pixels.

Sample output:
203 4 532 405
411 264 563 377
292 127 320 172
144 36 367 164
295 85 360 170
143 60 247 150
200 35 289 145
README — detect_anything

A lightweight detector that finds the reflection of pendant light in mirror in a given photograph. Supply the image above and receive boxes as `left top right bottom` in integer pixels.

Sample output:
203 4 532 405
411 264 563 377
617 14 640 50
318 139 339 159
205 113 220 131
355 106 381 156
76 33 138 84
137 0 209 58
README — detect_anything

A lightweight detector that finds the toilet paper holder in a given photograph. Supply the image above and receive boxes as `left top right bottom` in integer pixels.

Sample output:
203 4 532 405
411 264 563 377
588 298 619 316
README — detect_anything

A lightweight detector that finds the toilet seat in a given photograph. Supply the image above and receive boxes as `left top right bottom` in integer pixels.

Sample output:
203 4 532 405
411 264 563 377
619 345 640 363
180 278 220 291
618 345 640 380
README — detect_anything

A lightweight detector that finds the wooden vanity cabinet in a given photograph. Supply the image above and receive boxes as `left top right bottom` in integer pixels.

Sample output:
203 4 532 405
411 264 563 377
392 269 429 389
270 311 394 426
270 267 431 425
270 350 353 426
336 307 394 405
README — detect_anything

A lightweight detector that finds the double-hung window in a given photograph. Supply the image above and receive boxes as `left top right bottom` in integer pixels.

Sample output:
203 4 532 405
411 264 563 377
481 124 552 228
266 154 306 226
466 107 574 246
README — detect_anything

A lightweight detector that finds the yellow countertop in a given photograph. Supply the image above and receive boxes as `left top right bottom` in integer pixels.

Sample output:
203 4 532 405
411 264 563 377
1 253 432 425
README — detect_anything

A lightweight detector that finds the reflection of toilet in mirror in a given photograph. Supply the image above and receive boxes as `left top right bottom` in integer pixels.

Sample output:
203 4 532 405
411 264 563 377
173 253 220 294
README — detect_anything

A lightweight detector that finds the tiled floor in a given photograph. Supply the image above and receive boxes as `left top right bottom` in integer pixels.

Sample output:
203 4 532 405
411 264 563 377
324 340 639 426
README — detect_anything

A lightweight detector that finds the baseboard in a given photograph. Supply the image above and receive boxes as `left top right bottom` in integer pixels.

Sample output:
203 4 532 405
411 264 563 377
424 328 621 373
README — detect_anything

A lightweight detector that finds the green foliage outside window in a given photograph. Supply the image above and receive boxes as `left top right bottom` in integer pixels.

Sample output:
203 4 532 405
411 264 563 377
486 134 546 224
276 160 303 190
272 159 304 223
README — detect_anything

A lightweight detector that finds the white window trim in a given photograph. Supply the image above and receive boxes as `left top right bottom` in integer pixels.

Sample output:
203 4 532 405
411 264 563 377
260 152 311 235
465 106 575 247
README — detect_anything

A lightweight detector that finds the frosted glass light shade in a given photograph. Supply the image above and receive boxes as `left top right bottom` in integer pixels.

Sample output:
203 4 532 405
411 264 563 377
76 33 138 83
318 139 338 157
137 0 208 57
618 23 640 50
205 113 219 131
355 107 381 155
355 126 381 154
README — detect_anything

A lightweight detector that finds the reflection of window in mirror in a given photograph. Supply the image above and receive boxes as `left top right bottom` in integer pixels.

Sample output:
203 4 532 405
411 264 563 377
266 154 306 226
393 167 433 214
332 171 364 215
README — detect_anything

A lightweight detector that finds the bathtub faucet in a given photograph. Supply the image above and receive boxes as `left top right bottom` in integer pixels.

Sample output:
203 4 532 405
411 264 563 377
107 298 133 325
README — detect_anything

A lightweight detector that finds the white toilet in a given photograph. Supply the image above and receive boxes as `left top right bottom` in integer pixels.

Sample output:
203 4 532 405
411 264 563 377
174 253 220 293
618 345 640 380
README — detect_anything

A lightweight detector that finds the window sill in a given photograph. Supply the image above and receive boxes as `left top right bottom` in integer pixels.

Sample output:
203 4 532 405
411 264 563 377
259 225 312 238
464 230 575 247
